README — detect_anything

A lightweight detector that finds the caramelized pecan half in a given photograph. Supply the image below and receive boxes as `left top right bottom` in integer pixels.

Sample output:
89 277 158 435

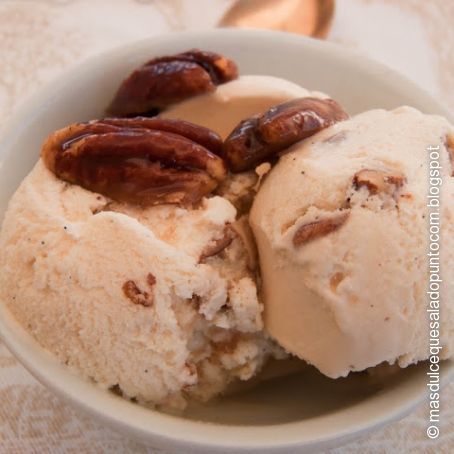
353 169 406 195
108 49 238 116
224 97 348 172
41 118 227 206
293 211 350 246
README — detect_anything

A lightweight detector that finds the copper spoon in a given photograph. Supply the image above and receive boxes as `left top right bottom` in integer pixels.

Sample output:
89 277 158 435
219 0 335 39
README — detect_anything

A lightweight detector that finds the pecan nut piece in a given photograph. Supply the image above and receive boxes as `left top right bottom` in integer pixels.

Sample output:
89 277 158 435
353 169 406 194
107 49 238 116
293 211 350 246
224 97 348 172
101 117 224 156
123 273 156 307
199 225 237 262
41 118 227 206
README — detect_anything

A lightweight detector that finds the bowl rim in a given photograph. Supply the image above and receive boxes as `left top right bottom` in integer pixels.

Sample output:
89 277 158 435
0 28 453 453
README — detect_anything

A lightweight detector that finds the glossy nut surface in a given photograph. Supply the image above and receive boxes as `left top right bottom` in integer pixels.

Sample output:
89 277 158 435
107 49 238 117
224 97 348 172
41 118 227 206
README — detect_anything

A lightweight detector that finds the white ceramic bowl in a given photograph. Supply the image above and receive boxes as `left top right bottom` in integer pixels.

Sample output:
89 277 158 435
0 29 452 454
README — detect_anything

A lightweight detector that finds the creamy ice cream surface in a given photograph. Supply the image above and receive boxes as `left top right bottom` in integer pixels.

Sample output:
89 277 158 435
250 106 454 378
0 160 280 410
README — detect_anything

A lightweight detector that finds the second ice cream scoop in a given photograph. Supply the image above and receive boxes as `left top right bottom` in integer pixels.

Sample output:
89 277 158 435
250 106 454 377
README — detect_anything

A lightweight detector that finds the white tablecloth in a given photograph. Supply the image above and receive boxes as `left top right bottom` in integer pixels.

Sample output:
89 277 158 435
0 1 453 452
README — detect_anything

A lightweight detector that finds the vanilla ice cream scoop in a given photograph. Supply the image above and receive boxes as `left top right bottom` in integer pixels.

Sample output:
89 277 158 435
0 161 280 410
250 106 454 378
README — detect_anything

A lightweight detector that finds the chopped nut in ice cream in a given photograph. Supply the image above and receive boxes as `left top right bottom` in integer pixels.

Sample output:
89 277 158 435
353 169 406 195
292 211 350 246
446 133 454 176
199 225 237 261
122 279 154 307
